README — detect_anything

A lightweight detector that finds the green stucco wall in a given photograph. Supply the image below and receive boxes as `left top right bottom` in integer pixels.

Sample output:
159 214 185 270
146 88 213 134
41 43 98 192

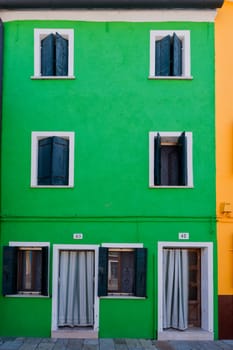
0 19 217 338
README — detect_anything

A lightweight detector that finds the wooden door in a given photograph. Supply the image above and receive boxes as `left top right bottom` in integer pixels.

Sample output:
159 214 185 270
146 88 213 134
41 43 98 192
188 249 201 327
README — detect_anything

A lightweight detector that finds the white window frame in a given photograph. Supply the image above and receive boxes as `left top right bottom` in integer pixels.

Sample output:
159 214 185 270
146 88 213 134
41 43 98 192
149 131 193 188
149 30 191 79
32 28 75 79
157 241 214 340
31 131 75 188
7 241 50 298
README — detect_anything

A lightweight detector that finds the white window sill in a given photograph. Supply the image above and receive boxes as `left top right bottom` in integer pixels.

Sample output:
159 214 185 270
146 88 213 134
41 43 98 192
5 294 50 298
31 185 74 188
31 76 75 80
149 185 194 189
148 75 193 80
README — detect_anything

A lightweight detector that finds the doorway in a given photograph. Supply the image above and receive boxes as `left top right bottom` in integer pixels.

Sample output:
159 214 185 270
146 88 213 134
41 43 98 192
52 245 99 338
157 242 214 340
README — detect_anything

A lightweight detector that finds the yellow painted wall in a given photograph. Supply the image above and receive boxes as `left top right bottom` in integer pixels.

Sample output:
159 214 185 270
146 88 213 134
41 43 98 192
216 0 233 295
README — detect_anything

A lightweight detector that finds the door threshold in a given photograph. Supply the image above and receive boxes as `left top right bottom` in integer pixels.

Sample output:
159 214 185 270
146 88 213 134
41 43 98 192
52 329 98 339
158 328 214 341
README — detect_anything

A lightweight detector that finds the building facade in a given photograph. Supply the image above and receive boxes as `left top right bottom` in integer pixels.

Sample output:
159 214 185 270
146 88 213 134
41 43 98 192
215 0 233 340
0 0 223 340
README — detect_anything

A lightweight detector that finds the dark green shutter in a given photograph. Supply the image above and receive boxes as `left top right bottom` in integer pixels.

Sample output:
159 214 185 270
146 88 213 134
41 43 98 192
38 137 53 185
98 247 108 297
155 35 170 76
51 137 69 185
179 132 187 186
41 33 55 76
154 133 161 186
41 247 49 296
172 33 182 76
135 248 147 297
2 246 17 295
56 32 68 76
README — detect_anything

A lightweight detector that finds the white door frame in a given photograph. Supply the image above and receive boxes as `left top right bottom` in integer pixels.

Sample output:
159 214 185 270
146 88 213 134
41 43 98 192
157 242 214 340
52 244 99 332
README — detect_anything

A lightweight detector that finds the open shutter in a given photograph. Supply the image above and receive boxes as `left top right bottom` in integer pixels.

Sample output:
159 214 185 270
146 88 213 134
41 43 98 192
41 33 55 76
154 133 161 186
56 33 68 76
172 33 182 76
98 247 108 297
135 248 147 297
38 137 53 185
51 137 69 185
41 247 49 296
179 132 187 186
155 35 170 76
2 246 17 295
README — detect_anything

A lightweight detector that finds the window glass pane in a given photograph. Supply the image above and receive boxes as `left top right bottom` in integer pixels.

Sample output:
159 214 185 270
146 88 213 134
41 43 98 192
17 250 42 292
161 145 180 185
108 250 135 294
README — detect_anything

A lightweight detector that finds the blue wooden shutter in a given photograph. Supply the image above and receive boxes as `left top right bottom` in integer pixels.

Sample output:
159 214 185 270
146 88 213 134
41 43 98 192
51 137 69 185
155 35 171 76
41 33 55 76
38 137 53 185
154 133 161 186
41 247 49 296
98 247 108 297
179 132 187 186
135 248 147 297
56 32 68 76
2 246 17 295
172 33 182 76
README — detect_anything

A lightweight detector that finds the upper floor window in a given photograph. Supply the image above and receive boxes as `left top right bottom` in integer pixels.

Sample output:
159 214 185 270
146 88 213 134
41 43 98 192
33 29 74 79
31 132 75 188
149 131 193 188
149 30 191 79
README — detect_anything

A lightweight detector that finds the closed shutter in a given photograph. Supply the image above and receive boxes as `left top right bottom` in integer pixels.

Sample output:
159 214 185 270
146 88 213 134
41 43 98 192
41 246 49 296
135 248 147 297
51 137 69 185
179 132 187 186
98 247 108 297
154 133 161 186
56 32 68 76
2 246 17 295
172 33 182 76
155 35 171 76
41 33 55 76
38 137 53 185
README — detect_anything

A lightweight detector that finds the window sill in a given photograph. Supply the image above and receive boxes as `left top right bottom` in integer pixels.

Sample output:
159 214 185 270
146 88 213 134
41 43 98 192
4 294 50 298
149 185 194 189
148 75 193 80
31 76 75 80
31 185 74 188
100 296 146 299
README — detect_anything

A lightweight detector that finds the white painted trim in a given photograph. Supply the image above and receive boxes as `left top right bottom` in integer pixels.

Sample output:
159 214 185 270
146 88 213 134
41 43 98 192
31 131 75 188
33 28 74 78
149 131 193 188
9 241 50 247
157 241 214 340
52 244 100 334
102 243 143 248
0 9 217 22
149 30 191 78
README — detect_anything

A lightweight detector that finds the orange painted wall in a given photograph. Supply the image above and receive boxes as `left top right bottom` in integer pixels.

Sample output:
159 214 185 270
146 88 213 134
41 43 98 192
216 0 233 295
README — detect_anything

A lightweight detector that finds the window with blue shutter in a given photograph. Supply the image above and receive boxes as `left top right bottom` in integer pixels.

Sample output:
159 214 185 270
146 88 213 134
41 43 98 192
2 246 49 296
38 136 69 186
153 132 188 186
41 32 68 77
155 32 182 77
98 247 147 297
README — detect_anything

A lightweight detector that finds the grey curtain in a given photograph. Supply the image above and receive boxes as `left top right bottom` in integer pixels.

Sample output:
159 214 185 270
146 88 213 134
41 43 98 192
163 249 188 330
58 250 94 327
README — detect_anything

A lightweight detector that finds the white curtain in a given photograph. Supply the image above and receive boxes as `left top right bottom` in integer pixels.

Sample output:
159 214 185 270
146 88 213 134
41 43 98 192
163 249 188 330
58 250 94 327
